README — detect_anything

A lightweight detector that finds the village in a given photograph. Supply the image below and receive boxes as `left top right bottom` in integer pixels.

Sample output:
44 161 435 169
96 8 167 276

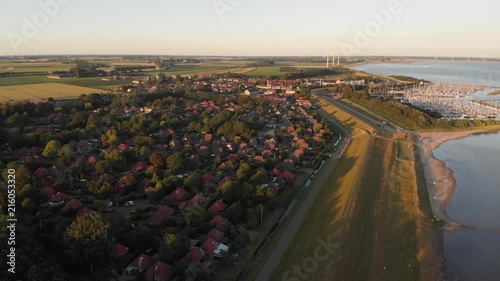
0 73 341 281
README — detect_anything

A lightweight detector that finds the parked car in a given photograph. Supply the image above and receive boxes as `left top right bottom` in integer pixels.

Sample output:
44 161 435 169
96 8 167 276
124 201 135 207
108 202 114 207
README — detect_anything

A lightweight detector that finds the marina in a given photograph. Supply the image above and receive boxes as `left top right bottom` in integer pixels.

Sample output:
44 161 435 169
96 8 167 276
397 83 500 120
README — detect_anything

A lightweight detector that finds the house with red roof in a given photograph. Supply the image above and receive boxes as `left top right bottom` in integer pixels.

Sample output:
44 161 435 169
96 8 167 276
60 199 83 213
126 254 152 274
202 173 213 183
34 167 48 177
150 205 175 226
208 199 227 213
115 243 129 257
209 215 231 230
182 247 205 263
144 261 174 281
170 188 188 202
278 170 295 181
77 207 91 216
41 186 55 197
100 173 114 183
201 238 230 259
188 193 208 206
217 176 231 187
206 228 225 242
117 143 129 151
132 162 148 172
87 155 97 165
50 192 68 203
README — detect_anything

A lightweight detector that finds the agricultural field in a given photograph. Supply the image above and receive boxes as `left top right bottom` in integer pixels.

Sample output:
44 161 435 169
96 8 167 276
0 61 75 73
243 67 285 77
0 83 106 103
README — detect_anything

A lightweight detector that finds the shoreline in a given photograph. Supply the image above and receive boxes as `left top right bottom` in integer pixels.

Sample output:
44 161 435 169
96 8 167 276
417 127 500 225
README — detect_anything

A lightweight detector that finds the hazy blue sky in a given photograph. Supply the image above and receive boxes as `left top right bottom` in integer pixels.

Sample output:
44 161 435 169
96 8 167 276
1 0 499 57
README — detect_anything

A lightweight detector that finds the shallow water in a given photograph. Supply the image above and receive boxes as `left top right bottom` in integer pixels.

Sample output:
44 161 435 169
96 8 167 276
434 132 500 280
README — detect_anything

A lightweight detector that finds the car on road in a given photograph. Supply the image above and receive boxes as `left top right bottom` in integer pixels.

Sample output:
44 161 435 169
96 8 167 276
108 202 114 207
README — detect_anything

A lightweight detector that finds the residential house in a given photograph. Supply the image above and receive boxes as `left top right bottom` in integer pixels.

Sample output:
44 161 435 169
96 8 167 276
182 247 205 263
127 254 153 274
208 199 227 213
144 261 174 281
150 205 175 226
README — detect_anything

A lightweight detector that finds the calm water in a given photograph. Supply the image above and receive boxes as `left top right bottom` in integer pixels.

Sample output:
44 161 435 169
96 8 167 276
434 132 500 281
353 61 500 87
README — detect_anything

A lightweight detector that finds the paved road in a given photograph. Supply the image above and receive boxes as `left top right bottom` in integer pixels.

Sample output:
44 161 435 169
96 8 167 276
312 89 396 133
255 112 351 281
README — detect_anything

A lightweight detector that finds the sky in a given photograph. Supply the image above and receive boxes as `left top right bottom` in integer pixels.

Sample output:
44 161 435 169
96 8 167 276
1 0 500 57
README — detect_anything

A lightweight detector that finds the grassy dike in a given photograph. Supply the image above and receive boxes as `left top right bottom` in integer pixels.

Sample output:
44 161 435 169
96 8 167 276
269 95 375 280
270 94 441 281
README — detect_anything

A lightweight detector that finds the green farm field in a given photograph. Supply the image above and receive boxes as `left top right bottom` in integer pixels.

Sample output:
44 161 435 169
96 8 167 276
0 83 107 103
0 61 75 73
0 76 127 88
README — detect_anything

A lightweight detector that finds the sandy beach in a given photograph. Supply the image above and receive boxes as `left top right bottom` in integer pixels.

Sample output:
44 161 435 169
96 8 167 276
417 128 500 225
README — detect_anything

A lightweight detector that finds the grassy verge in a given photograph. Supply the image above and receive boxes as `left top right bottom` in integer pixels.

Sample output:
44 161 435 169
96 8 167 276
268 96 373 280
243 153 334 281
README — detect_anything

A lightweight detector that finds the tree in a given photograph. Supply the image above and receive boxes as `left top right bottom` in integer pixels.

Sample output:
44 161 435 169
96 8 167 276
167 152 185 174
149 151 165 168
42 140 61 159
2 162 31 188
95 160 112 174
57 144 74 165
87 180 112 196
64 212 111 272
183 171 202 190
159 231 189 263
184 204 207 227
185 262 212 281
236 162 252 181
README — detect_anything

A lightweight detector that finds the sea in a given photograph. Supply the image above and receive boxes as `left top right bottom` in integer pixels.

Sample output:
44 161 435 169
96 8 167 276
354 61 500 281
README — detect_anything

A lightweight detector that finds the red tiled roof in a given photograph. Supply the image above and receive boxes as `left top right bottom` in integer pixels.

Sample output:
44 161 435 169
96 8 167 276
209 215 231 229
100 173 114 183
116 243 129 257
132 161 148 172
60 199 83 213
127 254 152 273
41 186 55 196
178 201 188 210
206 228 225 242
170 188 188 202
144 261 174 281
208 199 227 213
188 193 207 206
77 207 91 216
278 170 295 180
202 173 213 182
182 247 204 263
150 205 175 226
50 192 68 202
201 238 217 259
270 168 281 176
